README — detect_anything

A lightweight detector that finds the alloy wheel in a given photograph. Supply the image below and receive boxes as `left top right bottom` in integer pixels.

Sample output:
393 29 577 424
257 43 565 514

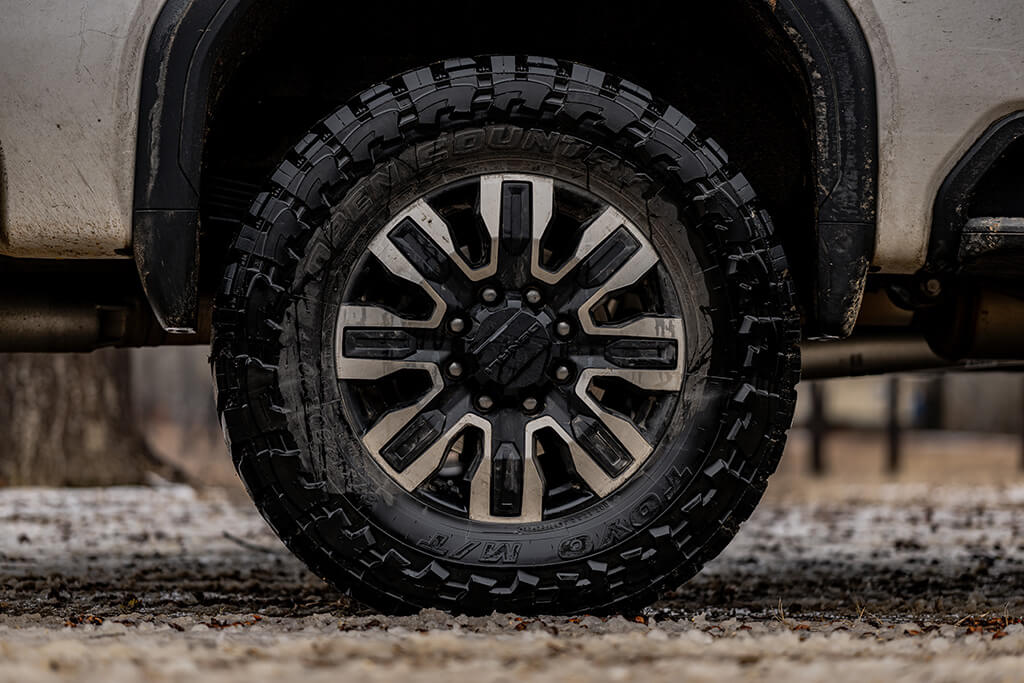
335 173 685 523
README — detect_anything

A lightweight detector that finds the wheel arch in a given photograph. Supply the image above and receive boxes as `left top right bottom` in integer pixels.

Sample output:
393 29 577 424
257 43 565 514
134 0 877 337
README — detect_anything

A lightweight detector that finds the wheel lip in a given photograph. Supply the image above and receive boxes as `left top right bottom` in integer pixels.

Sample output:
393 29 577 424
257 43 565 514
333 171 687 524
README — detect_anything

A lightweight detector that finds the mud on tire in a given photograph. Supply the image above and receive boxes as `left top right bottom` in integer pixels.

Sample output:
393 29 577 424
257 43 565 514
212 55 800 614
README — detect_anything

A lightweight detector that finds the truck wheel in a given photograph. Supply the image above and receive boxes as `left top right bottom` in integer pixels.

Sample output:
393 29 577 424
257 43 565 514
212 56 799 614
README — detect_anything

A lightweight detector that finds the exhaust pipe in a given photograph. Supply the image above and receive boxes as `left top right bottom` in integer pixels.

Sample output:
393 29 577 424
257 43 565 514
0 296 129 351
801 334 951 379
0 274 209 352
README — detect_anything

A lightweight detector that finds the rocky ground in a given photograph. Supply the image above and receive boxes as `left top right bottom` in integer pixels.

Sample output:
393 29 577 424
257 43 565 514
4 444 1024 681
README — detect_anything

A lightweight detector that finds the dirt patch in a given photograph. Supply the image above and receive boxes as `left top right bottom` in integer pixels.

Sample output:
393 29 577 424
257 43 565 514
2 482 1024 681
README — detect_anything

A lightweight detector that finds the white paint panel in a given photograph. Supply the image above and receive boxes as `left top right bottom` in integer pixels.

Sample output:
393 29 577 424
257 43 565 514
1 0 1022 269
0 0 164 257
851 0 1024 272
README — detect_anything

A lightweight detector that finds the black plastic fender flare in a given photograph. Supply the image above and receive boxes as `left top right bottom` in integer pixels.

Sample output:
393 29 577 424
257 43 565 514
775 0 878 337
133 0 878 336
133 0 256 332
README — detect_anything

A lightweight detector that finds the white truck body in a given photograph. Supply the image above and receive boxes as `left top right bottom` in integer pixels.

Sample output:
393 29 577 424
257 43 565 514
0 0 162 257
0 0 1022 273
853 0 1024 272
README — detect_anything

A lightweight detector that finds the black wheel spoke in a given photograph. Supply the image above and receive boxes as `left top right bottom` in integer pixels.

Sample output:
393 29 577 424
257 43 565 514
339 325 446 364
480 174 553 289
468 413 544 522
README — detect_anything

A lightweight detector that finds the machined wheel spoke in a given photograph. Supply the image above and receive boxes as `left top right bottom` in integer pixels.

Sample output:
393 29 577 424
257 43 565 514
335 303 446 378
481 174 553 278
572 376 654 464
396 199 498 283
357 360 444 464
579 314 686 391
531 206 626 285
577 244 660 335
576 362 681 393
383 410 491 492
595 314 685 342
336 302 441 338
524 416 622 498
468 419 545 523
567 315 685 473
335 353 445 382
362 221 449 328
540 205 662 319
336 304 449 478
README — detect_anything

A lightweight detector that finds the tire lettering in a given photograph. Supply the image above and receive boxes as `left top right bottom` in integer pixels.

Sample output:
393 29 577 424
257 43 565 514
480 542 521 564
629 493 662 526
557 535 593 560
416 141 448 167
486 127 523 149
598 518 633 547
522 129 561 153
416 533 451 555
452 129 485 154
450 541 480 560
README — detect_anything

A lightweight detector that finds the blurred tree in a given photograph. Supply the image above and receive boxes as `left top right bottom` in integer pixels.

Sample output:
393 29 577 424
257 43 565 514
130 347 232 487
0 349 181 486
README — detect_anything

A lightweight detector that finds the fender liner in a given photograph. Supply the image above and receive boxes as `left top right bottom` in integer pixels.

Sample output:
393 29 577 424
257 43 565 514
774 0 879 337
134 0 877 337
133 0 254 332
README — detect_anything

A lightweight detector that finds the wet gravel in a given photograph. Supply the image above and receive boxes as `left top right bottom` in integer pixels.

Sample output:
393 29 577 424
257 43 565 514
2 483 1024 681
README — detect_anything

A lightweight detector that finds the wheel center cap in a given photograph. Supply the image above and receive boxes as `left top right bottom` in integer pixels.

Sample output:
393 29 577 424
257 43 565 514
467 308 552 390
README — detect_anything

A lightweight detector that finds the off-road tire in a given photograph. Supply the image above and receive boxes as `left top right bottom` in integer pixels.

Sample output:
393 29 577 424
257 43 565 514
212 55 800 615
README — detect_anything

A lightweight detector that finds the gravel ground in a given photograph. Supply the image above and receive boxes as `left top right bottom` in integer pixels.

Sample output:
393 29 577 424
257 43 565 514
3 482 1024 681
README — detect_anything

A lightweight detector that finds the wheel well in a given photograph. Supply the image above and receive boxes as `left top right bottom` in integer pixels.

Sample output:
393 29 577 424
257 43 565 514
196 0 817 309
971 135 1024 217
927 111 1024 273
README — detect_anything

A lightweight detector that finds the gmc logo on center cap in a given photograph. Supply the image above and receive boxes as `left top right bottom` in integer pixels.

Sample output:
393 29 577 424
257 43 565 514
474 312 550 385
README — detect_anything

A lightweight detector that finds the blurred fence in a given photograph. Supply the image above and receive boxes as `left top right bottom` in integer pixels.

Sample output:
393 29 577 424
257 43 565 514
128 346 1024 483
797 372 1024 475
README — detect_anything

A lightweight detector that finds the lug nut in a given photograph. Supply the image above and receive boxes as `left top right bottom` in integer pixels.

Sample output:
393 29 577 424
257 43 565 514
447 361 464 378
522 397 539 413
448 317 467 334
555 320 572 338
525 288 543 305
554 365 572 382
481 287 499 304
477 395 495 411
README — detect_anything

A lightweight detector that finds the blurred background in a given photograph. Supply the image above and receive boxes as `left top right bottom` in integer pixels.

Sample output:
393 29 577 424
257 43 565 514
3 347 1024 494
